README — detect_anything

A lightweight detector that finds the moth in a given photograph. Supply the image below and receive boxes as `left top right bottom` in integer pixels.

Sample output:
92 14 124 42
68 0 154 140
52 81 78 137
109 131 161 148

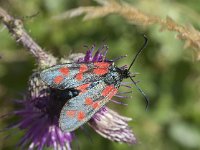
40 36 149 132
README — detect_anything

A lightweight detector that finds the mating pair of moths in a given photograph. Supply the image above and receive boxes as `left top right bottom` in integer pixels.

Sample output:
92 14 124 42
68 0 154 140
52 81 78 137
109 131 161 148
40 36 148 132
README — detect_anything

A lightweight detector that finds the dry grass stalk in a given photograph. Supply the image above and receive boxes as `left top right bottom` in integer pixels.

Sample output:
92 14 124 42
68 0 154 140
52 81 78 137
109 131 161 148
54 0 200 60
0 7 57 67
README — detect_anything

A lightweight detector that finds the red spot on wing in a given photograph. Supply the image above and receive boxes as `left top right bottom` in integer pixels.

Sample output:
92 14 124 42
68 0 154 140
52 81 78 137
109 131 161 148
85 97 93 105
76 83 91 93
76 73 83 81
79 64 88 73
92 102 100 109
102 85 114 96
53 75 64 84
102 85 118 99
66 110 76 117
108 88 118 99
77 111 85 121
59 67 69 76
93 68 108 75
94 62 110 68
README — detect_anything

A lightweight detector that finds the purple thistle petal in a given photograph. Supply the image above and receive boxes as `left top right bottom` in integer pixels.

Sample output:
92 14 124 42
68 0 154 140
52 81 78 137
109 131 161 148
93 49 103 62
114 94 131 98
110 99 128 106
12 96 73 150
92 47 101 61
84 45 95 62
89 107 136 144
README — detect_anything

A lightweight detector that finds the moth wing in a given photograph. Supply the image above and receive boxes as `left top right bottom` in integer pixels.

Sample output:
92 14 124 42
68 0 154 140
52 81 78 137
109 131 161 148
59 81 118 132
40 62 112 90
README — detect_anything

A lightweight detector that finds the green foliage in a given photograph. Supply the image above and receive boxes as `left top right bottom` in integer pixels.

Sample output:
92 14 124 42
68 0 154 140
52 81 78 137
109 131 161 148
0 0 200 150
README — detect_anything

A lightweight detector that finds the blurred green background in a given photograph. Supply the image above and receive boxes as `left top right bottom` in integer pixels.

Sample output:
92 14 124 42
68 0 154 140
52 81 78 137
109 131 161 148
0 0 200 150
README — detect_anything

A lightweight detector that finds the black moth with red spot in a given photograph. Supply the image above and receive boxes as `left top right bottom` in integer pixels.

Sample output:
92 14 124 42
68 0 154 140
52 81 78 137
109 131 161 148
40 36 149 132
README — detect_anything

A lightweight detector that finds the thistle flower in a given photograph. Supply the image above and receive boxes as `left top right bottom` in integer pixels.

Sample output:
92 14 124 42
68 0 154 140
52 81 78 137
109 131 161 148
0 7 136 149
4 45 136 150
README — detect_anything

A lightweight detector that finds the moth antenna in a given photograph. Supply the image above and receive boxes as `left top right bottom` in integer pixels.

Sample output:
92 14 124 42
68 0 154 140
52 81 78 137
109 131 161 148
127 35 148 72
130 77 149 110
